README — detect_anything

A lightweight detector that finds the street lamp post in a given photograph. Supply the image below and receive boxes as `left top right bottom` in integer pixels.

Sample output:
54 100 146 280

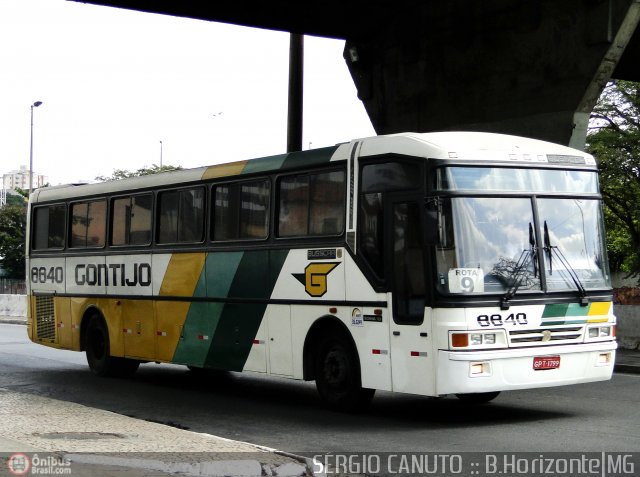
159 140 163 168
29 101 43 196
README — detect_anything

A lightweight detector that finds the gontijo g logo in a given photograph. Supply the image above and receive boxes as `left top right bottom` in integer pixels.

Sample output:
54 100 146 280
293 262 340 297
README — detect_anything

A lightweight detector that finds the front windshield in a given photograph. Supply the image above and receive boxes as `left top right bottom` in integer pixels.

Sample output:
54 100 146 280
538 198 610 290
436 197 540 294
434 167 610 296
436 197 610 294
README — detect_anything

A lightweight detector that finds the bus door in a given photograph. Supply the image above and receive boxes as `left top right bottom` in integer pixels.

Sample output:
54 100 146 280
386 197 435 395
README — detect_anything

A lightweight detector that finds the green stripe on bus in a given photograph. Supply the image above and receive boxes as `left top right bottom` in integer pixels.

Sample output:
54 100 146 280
541 304 568 318
204 249 289 371
172 252 244 366
239 146 337 176
564 303 588 316
242 154 288 174
542 303 590 318
281 146 338 170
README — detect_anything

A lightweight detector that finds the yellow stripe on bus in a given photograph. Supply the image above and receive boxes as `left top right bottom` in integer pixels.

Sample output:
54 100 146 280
159 253 206 297
587 301 611 317
201 161 247 180
156 253 207 362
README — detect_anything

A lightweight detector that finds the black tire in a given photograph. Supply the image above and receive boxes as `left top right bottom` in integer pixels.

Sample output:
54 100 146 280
314 333 375 412
85 314 139 378
455 391 501 404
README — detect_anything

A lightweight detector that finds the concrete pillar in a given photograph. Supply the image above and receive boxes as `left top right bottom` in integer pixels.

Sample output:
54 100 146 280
345 0 640 148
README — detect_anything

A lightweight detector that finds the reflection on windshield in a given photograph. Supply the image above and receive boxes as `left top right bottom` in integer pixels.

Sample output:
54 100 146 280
436 198 540 294
435 197 610 295
437 167 598 193
538 199 610 291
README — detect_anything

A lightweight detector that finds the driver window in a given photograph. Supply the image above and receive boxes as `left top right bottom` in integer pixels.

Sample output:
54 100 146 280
392 202 425 324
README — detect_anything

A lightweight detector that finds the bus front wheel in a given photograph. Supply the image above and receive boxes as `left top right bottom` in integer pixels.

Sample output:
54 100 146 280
314 333 374 412
85 315 139 378
455 391 500 404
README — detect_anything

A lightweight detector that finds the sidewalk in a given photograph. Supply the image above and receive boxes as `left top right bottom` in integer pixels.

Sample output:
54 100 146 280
0 315 26 325
0 388 311 477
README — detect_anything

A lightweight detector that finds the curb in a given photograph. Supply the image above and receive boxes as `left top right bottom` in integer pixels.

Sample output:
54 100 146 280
0 318 26 325
64 453 311 477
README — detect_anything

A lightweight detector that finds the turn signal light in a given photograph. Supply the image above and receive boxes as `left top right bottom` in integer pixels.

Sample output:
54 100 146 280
452 333 469 348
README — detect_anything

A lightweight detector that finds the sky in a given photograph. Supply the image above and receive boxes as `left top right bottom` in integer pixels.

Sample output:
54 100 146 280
0 0 375 185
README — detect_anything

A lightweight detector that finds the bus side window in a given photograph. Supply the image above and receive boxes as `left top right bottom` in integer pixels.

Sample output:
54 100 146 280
157 190 179 244
212 179 270 241
358 161 422 281
111 194 152 246
392 202 425 324
277 170 345 237
178 188 204 242
358 192 384 277
32 204 66 250
309 171 345 235
240 180 270 239
70 199 106 248
157 187 204 244
278 175 309 237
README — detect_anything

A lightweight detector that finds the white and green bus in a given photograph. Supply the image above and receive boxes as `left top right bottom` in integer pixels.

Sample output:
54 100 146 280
27 132 617 411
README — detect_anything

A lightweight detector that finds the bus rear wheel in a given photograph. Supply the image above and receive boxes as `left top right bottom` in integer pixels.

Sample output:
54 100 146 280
455 391 501 404
85 314 139 378
314 333 374 412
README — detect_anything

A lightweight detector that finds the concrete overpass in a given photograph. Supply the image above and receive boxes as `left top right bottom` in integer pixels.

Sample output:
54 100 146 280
72 0 640 148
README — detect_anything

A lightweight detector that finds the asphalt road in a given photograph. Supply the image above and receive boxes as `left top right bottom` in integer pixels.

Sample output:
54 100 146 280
1 323 639 454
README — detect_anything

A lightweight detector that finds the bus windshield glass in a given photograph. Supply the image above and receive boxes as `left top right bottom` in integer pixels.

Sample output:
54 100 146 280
436 166 598 193
434 167 610 296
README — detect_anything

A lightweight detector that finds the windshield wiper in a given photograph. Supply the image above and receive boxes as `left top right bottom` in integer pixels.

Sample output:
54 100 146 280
543 220 589 306
501 223 537 310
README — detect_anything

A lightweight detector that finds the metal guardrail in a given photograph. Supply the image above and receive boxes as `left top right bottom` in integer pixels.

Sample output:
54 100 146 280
0 278 26 295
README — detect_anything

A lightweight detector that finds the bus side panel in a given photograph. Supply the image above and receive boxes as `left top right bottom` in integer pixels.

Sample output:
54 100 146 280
265 305 293 376
55 297 73 350
244 316 268 373
343 257 393 391
28 257 66 347
155 301 191 363
171 250 288 371
171 251 240 368
201 250 288 371
121 299 155 360
156 252 207 366
275 250 393 390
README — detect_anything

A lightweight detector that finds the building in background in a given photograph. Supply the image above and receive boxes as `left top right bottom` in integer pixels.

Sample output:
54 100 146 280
2 165 47 191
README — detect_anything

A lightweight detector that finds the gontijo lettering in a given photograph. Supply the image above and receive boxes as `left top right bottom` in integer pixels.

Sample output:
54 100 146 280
75 263 151 287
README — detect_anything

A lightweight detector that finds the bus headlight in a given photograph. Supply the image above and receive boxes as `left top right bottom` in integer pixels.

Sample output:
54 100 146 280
470 333 484 346
484 334 497 345
586 325 615 341
450 330 505 349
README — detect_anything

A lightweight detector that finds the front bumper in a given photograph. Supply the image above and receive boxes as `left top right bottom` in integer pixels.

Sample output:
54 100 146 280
436 341 617 395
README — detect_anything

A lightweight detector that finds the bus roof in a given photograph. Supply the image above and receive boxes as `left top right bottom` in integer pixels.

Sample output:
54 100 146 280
357 132 596 164
30 132 595 204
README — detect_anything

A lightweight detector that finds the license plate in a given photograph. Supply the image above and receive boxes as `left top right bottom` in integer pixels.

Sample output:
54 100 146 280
533 356 561 370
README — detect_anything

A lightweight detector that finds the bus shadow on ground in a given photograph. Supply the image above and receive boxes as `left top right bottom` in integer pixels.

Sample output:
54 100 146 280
5 363 574 440
129 363 572 430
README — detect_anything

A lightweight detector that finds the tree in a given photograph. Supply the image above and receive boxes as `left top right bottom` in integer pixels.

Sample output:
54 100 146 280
0 205 27 278
95 164 182 182
5 192 27 208
586 80 640 279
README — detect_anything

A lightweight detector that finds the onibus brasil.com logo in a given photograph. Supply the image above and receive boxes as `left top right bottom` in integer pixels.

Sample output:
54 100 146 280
6 453 71 475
